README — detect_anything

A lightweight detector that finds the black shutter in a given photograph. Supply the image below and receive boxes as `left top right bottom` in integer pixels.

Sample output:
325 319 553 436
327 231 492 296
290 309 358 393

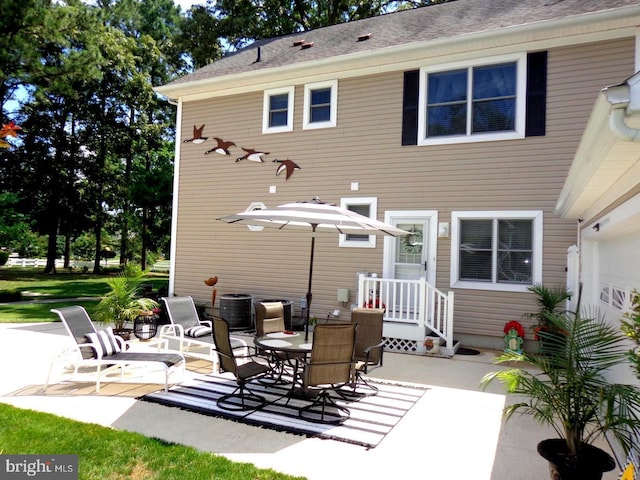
402 70 419 145
525 51 547 137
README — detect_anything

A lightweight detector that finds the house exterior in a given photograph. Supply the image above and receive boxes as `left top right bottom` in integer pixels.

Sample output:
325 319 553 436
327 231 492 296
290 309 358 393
156 0 640 351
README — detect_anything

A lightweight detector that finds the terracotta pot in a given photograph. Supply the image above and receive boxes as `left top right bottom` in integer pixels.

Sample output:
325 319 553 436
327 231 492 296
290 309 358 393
537 439 615 480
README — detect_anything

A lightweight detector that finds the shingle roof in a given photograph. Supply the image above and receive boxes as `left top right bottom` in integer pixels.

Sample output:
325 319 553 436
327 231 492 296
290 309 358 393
164 0 640 88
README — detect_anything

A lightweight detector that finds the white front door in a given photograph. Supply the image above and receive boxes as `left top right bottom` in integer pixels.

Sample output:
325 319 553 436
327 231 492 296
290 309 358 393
384 211 437 283
383 211 438 312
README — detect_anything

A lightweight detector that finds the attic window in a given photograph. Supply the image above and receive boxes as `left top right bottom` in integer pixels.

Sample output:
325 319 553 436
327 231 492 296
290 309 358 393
357 33 372 42
292 40 305 47
300 42 314 50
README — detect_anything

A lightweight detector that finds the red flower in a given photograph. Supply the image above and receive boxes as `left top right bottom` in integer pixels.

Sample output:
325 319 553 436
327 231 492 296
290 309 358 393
504 320 525 338
364 299 386 312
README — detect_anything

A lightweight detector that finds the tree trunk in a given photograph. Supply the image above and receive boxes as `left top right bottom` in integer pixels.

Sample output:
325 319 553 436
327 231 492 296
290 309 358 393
141 206 148 270
44 220 58 274
93 216 102 274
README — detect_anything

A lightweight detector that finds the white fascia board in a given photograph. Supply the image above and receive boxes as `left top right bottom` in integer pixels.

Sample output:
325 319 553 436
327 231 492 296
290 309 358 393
155 6 640 103
556 72 640 220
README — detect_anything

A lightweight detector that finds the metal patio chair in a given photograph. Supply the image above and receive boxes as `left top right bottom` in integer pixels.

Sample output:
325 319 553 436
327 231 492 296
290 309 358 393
212 316 272 411
298 323 357 424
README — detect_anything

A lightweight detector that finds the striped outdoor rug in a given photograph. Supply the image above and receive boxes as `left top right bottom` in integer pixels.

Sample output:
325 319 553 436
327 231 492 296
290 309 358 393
141 373 428 448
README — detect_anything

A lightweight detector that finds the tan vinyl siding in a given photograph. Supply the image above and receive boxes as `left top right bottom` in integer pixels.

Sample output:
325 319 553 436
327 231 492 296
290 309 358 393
173 37 635 340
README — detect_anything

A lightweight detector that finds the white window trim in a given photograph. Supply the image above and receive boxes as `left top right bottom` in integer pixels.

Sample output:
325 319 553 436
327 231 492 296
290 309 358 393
262 86 294 134
450 210 543 292
339 197 377 248
417 53 527 146
303 79 338 130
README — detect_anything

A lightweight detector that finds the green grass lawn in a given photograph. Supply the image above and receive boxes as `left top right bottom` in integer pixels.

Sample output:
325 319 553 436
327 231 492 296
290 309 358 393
0 403 304 480
0 267 168 323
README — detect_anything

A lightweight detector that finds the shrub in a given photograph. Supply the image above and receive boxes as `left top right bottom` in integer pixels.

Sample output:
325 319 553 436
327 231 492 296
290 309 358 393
0 250 8 266
0 289 22 302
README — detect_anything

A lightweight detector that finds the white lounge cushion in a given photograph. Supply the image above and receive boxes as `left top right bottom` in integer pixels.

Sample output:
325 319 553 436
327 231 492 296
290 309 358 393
184 325 212 338
86 327 122 357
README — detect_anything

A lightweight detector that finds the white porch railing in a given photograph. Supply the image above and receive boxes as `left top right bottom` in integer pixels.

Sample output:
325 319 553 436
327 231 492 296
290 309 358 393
357 273 455 356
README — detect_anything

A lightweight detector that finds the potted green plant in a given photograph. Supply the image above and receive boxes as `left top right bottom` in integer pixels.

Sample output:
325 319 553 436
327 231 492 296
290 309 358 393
481 290 640 480
94 264 158 340
522 283 571 339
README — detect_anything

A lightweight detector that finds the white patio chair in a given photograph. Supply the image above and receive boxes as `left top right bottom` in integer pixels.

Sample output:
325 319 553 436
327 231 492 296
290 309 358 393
159 296 248 371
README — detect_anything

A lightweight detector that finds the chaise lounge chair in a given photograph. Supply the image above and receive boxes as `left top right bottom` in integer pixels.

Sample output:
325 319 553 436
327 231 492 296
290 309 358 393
159 296 248 371
46 306 185 394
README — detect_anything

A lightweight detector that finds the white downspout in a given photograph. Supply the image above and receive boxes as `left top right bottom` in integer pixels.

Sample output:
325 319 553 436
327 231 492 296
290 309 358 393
609 107 640 142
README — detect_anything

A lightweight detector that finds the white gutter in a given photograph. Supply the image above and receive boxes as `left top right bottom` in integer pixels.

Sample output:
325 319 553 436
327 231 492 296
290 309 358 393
607 72 640 141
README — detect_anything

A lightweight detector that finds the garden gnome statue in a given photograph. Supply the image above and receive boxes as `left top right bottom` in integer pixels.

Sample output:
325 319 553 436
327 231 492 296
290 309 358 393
503 320 524 354
204 276 219 306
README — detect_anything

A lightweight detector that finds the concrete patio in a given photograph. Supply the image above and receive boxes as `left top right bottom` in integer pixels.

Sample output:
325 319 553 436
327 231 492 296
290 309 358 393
0 322 621 480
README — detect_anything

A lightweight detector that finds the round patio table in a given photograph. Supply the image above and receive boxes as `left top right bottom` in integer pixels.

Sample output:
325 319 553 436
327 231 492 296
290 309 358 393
254 331 313 354
254 332 312 396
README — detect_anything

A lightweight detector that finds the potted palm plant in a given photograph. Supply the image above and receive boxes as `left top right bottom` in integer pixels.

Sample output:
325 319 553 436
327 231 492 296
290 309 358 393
522 283 571 339
482 289 640 480
94 264 158 340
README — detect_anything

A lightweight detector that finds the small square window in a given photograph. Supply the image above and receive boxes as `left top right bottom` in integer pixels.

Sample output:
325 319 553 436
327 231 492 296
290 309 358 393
303 80 337 129
339 197 377 248
263 87 294 134
269 94 289 127
310 88 332 123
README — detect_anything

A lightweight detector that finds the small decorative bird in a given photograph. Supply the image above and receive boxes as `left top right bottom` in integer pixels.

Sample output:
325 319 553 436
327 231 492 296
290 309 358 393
204 137 236 155
273 159 301 180
236 147 269 162
183 125 208 144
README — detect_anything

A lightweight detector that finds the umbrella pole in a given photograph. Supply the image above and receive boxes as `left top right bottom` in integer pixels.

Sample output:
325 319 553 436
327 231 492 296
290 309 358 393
305 225 317 342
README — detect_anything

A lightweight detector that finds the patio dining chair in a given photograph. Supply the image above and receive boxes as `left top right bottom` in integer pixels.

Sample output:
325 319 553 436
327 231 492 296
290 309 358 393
46 306 185 394
255 302 305 385
159 296 248 371
212 316 272 411
342 308 385 397
298 323 357 424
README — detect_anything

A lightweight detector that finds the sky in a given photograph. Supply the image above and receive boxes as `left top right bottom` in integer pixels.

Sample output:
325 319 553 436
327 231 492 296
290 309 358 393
173 0 205 12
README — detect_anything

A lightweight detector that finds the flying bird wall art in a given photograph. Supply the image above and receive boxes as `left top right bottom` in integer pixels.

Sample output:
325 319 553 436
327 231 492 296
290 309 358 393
183 125 208 144
273 159 301 180
236 148 269 162
181 127 302 181
204 137 236 155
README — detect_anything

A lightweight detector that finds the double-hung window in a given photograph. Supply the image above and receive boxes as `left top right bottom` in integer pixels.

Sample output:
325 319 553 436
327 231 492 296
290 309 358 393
303 80 338 129
418 54 526 145
262 86 294 134
339 197 377 248
451 211 542 292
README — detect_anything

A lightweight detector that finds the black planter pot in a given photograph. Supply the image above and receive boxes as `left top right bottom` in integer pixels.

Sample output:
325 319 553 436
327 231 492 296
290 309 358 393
537 439 616 480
